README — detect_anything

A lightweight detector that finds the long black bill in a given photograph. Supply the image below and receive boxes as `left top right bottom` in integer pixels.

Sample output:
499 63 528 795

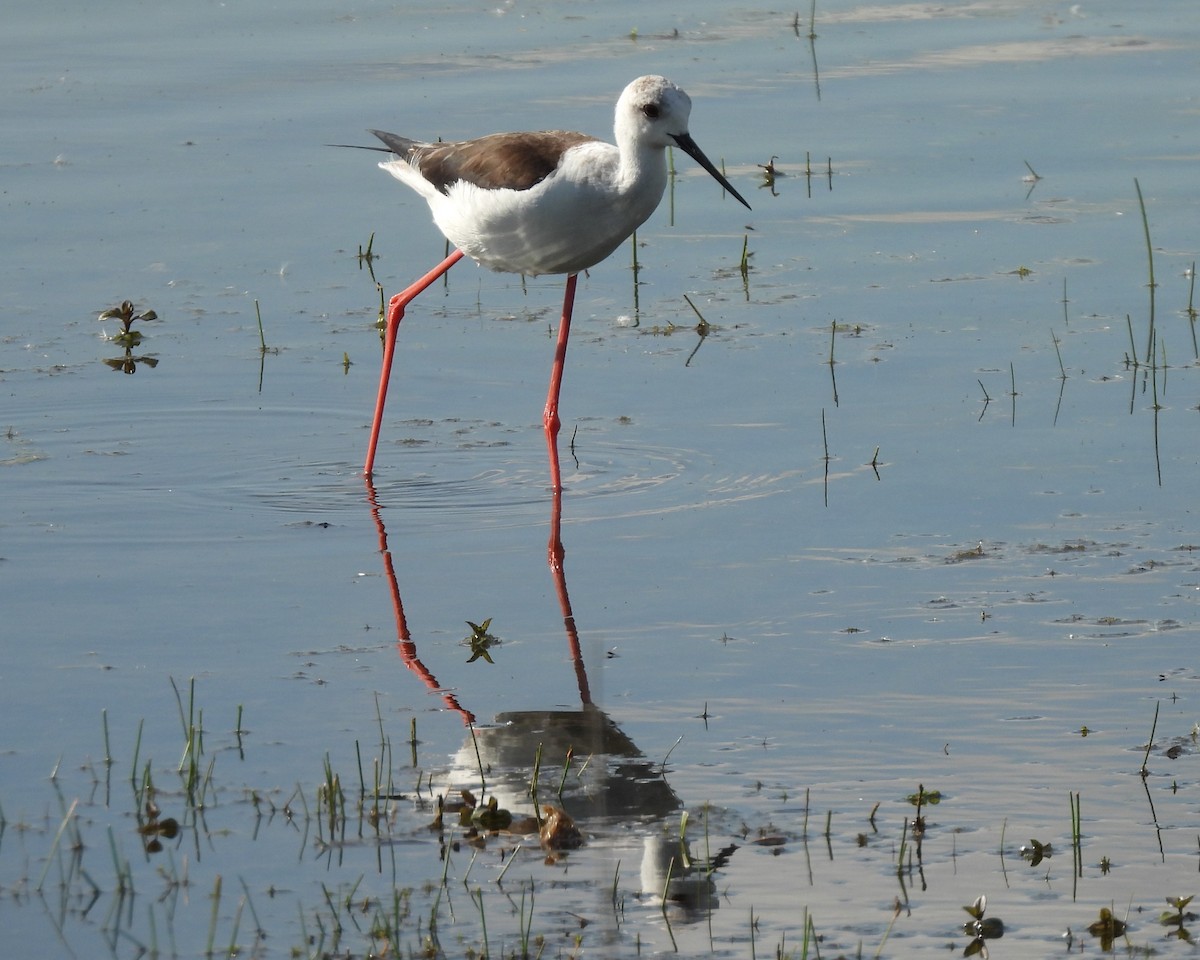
670 132 752 211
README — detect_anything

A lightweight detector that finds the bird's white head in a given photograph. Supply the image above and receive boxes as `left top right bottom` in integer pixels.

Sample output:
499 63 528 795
615 75 693 150
613 75 752 210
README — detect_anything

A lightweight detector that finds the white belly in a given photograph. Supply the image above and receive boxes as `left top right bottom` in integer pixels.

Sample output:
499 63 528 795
430 155 667 276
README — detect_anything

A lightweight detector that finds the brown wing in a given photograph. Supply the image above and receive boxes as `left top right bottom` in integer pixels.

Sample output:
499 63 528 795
374 130 598 195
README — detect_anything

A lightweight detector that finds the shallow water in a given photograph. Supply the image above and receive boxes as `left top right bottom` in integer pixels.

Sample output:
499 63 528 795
3 0 1199 957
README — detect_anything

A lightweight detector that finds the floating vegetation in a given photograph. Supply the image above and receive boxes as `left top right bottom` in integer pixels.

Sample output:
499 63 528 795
98 299 157 347
2 683 1197 959
1020 837 1053 867
538 803 583 852
904 785 942 807
1160 895 1197 942
962 894 1005 957
463 617 499 663
946 542 986 563
136 810 179 855
758 155 781 196
1087 905 1128 950
98 299 159 373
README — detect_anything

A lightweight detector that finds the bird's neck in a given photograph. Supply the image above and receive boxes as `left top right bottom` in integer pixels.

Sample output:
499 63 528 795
617 146 669 202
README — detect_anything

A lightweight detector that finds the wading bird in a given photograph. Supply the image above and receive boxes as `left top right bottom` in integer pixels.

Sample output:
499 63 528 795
352 75 751 488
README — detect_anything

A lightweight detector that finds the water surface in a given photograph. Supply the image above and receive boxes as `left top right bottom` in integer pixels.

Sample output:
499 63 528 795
3 0 1199 957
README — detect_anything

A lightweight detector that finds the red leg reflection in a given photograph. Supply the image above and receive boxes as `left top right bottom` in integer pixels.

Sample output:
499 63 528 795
365 470 591 720
548 485 591 707
365 477 474 725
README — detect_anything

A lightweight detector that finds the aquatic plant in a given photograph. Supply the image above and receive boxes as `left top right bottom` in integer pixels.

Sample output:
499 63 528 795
1087 905 1128 950
98 299 156 347
962 894 1004 957
464 617 500 663
1160 895 1197 942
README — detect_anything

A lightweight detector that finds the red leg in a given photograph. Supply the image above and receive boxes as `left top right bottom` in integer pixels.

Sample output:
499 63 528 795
364 248 465 477
543 273 578 493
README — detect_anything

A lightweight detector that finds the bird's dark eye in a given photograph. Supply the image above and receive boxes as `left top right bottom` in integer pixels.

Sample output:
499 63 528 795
642 103 660 120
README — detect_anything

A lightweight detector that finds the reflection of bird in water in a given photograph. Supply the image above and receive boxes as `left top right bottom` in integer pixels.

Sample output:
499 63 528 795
344 74 751 483
368 455 683 843
639 833 738 913
449 707 679 822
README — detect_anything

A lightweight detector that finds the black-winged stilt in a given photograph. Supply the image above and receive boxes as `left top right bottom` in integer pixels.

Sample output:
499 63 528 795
356 75 751 487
